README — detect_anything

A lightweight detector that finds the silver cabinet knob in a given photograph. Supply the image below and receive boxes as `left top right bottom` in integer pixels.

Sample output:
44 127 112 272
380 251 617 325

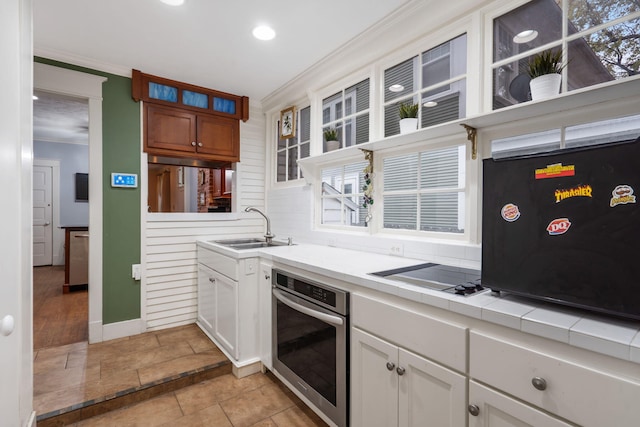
396 367 406 376
468 404 480 416
386 362 395 371
191 141 197 146
265 274 271 280
198 142 203 147
208 277 215 283
532 376 547 391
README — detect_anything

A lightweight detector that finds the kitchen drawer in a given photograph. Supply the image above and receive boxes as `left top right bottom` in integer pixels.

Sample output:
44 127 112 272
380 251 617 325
470 331 640 427
352 293 467 373
197 246 238 281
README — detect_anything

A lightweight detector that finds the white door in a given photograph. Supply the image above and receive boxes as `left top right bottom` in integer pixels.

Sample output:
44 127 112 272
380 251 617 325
351 327 399 427
1 0 33 424
398 348 467 427
197 264 216 333
213 271 238 359
33 165 53 266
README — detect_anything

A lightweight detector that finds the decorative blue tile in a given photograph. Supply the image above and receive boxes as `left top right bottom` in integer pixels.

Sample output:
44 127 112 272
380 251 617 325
213 97 236 114
149 82 178 102
183 90 208 108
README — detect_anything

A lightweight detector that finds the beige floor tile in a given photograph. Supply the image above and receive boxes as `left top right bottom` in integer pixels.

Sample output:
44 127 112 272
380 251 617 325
86 367 142 398
74 393 183 427
159 403 233 427
34 363 100 395
219 382 296 427
249 419 278 427
137 349 227 384
186 333 217 353
33 352 68 374
91 333 161 358
100 341 194 375
271 406 328 427
175 372 273 415
155 324 204 346
34 384 92 415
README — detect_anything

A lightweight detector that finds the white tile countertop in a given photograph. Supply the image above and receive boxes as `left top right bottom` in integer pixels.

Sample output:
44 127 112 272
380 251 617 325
196 239 640 364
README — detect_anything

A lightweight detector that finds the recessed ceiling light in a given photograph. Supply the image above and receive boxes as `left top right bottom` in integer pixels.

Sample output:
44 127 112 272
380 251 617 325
32 95 39 100
160 0 185 6
389 84 404 92
513 30 538 44
423 101 438 107
253 25 276 41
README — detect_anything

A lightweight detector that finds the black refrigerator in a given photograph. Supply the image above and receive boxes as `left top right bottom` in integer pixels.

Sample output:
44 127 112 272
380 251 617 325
482 137 640 320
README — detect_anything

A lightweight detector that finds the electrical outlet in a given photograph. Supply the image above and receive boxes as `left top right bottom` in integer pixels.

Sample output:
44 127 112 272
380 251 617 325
389 244 404 256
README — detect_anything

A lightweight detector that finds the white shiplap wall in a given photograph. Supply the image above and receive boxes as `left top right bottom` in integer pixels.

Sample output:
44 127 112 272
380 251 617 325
144 105 267 331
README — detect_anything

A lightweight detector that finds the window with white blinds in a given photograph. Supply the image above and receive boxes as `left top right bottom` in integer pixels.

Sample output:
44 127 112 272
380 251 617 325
383 145 466 233
383 34 467 137
321 161 368 227
277 106 310 182
322 79 370 152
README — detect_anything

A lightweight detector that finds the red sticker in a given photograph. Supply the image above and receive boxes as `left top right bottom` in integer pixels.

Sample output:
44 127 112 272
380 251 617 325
535 163 575 180
547 218 571 235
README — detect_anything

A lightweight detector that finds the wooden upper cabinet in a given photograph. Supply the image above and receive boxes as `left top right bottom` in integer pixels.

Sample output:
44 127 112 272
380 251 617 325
133 69 247 163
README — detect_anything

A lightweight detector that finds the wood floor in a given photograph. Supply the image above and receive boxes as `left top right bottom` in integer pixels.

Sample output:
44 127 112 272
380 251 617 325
33 265 88 350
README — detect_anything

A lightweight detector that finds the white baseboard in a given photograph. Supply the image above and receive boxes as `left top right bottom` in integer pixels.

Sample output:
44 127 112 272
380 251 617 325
88 320 103 343
101 318 144 342
26 410 36 427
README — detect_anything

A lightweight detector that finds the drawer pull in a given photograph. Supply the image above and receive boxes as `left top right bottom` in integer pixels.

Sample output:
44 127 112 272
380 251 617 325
191 141 197 146
468 404 480 416
386 362 395 371
532 376 547 391
396 366 406 376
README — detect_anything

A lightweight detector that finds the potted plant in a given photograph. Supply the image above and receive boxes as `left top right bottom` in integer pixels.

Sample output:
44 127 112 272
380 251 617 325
323 127 340 151
527 49 566 101
398 101 419 134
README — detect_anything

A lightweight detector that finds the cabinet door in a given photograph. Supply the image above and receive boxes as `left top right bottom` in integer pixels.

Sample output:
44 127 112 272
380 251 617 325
145 104 197 153
351 328 399 427
468 381 573 427
197 264 216 335
197 114 239 161
213 270 239 360
398 348 466 427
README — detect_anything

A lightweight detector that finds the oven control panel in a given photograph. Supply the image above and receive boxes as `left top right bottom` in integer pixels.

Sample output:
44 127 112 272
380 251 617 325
273 269 348 315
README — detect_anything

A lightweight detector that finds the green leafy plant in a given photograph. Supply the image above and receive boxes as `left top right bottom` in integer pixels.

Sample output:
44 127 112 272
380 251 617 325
398 101 419 119
323 127 339 141
527 50 567 78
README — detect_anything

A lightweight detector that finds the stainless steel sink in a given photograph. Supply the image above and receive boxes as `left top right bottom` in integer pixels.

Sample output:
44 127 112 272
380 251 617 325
213 238 290 250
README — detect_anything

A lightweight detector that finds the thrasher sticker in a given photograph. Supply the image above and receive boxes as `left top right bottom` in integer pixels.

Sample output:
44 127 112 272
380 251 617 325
547 218 571 235
555 184 593 203
610 185 636 207
535 163 575 180
501 203 521 222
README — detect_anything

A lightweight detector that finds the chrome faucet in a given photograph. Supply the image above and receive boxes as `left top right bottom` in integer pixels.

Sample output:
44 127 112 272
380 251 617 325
245 206 275 243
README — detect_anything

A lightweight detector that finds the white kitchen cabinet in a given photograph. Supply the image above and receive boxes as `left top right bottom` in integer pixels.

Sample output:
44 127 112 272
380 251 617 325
470 330 640 427
196 245 260 375
351 327 466 427
468 381 573 427
212 268 238 359
197 264 216 333
197 263 238 359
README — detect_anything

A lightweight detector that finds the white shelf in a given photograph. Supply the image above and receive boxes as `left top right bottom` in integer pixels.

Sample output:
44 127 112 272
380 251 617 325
298 78 640 183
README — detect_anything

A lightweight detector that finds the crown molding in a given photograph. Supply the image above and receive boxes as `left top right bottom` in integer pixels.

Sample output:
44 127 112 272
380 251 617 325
34 46 132 78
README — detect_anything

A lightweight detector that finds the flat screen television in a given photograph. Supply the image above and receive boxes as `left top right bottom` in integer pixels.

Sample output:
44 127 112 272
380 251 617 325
75 173 88 202
482 137 640 320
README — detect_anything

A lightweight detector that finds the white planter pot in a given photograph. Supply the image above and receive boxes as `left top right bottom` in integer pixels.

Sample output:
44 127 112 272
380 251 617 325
326 140 340 152
529 73 561 101
399 118 418 134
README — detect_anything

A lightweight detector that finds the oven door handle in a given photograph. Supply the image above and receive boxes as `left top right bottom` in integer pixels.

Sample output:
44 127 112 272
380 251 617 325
273 288 344 326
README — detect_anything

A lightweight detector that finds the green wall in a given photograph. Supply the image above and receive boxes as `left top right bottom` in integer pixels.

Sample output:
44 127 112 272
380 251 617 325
35 57 141 325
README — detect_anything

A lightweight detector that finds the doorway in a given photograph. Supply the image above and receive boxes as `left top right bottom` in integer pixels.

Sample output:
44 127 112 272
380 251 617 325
34 62 107 344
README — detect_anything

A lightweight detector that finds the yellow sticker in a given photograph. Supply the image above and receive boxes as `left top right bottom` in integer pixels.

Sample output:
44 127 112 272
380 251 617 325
535 163 575 180
555 184 593 203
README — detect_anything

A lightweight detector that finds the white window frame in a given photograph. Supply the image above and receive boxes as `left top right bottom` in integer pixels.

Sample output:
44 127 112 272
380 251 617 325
321 77 372 151
272 103 311 188
483 0 640 112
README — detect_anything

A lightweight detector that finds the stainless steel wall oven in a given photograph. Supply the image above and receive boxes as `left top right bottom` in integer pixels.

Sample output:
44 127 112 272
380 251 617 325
271 269 349 427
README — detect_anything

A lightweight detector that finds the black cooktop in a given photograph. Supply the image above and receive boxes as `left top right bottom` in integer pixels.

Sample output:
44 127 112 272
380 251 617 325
370 263 484 295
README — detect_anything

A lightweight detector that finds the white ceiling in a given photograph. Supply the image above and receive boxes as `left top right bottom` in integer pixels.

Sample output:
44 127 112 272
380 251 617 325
33 0 407 144
34 0 407 102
